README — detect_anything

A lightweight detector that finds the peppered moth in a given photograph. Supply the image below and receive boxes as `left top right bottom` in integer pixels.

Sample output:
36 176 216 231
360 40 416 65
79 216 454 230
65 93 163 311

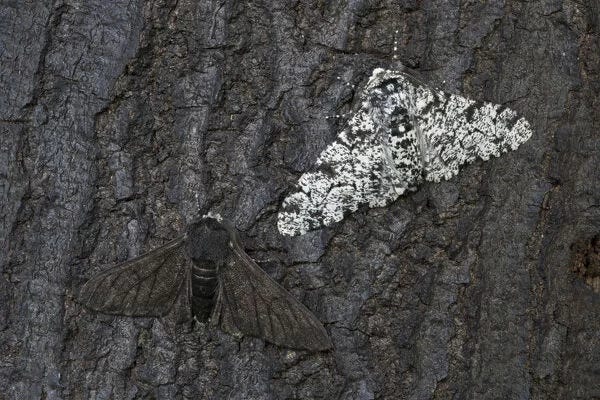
79 216 332 351
278 67 533 236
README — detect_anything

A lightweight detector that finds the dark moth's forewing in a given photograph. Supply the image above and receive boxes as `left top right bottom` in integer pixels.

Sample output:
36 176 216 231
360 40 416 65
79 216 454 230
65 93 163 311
211 239 333 351
78 237 187 317
78 220 332 351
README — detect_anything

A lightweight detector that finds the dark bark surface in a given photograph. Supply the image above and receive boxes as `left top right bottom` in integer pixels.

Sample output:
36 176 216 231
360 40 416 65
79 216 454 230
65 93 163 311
1 0 599 399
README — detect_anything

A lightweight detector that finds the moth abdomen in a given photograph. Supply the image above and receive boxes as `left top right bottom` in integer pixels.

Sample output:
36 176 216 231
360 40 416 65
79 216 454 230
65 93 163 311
191 262 218 321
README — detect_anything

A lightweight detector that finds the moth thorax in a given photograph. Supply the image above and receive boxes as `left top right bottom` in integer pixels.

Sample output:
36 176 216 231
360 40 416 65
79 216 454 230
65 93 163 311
186 219 231 263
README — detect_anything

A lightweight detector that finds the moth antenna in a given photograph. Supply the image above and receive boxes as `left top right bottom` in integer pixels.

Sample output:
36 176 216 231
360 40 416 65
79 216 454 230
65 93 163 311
392 29 399 61
325 111 352 120
336 75 355 89
192 192 201 220
324 74 357 121
255 257 276 263
389 28 407 71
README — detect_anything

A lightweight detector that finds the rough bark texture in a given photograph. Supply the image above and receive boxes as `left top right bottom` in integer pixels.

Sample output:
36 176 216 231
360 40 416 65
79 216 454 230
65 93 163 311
1 1 599 399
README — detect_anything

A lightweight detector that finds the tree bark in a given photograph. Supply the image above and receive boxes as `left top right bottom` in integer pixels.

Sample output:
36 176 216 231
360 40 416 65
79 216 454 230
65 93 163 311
1 0 599 399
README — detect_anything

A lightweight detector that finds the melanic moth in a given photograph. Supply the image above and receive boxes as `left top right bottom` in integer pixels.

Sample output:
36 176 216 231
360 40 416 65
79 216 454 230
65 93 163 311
278 67 533 236
78 215 332 352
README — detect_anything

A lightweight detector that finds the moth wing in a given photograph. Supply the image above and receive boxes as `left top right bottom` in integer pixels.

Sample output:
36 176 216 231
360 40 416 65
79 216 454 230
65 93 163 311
405 75 532 183
277 68 533 236
278 79 418 236
211 244 332 351
78 237 188 317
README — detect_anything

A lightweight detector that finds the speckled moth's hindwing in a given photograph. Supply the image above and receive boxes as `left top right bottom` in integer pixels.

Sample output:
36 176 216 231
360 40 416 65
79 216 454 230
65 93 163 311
389 69 533 183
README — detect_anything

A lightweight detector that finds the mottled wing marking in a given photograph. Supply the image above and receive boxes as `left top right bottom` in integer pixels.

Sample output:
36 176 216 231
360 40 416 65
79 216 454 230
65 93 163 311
388 70 533 183
78 237 187 317
211 242 332 351
278 77 418 235
278 68 532 236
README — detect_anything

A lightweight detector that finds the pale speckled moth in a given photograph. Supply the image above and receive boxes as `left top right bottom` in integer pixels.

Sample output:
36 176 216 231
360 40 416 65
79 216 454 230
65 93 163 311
79 216 332 352
278 67 533 236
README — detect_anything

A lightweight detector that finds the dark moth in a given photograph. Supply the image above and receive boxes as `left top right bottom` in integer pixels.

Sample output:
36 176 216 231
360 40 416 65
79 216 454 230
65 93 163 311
78 216 332 352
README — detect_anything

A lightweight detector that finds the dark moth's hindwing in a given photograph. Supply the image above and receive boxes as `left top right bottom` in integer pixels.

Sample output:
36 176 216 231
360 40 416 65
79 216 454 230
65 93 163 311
78 237 187 317
212 242 332 351
78 218 332 352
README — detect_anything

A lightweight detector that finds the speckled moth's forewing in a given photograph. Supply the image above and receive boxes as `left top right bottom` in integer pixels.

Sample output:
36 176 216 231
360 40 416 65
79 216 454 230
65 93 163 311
278 68 533 236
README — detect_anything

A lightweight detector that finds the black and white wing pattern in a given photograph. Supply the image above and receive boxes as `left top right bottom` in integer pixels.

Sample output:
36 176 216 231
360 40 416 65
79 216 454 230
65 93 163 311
211 241 332 351
278 67 533 235
78 237 187 317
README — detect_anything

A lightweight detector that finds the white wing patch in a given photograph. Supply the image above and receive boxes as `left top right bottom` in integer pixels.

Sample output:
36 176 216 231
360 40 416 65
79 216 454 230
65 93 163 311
278 68 533 236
